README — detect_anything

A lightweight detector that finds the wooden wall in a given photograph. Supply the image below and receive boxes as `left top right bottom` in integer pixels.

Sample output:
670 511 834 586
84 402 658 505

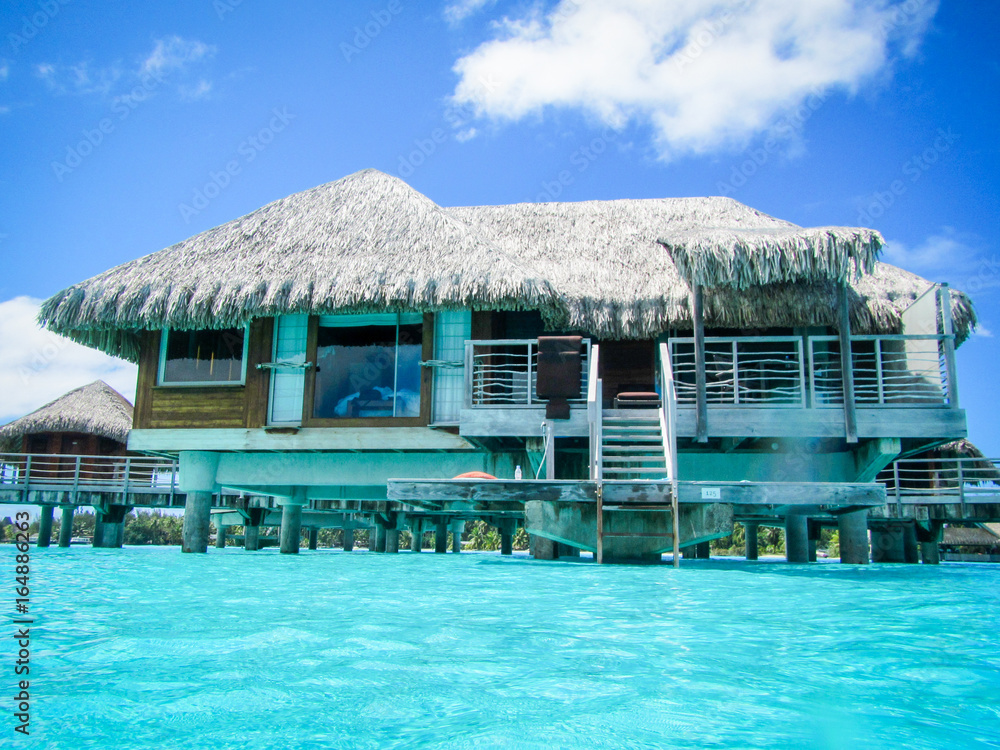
133 319 273 430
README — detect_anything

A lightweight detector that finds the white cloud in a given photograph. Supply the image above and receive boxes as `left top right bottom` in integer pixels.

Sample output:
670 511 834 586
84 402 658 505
883 229 1000 295
0 297 137 425
36 60 121 96
0 60 9 81
140 36 216 77
450 0 938 160
33 36 215 101
179 79 213 101
444 0 497 25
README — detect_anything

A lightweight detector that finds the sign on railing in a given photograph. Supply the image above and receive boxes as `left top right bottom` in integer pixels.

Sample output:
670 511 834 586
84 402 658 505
466 339 591 407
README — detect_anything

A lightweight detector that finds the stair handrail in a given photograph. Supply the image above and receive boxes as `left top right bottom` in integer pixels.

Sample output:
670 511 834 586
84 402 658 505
587 344 602 481
659 342 680 567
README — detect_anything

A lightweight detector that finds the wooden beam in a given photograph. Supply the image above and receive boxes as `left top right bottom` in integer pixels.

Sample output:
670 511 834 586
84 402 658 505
693 285 708 443
839 283 858 443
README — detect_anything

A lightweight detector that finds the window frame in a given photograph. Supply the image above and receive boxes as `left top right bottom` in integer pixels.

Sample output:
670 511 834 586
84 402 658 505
157 326 250 387
302 313 433 427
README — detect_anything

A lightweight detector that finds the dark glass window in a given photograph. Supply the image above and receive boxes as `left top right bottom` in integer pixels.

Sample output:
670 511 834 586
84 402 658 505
161 328 246 384
313 315 422 419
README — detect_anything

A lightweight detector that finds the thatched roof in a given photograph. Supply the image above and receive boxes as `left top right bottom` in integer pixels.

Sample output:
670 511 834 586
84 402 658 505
0 380 133 452
942 525 1000 547
38 169 976 359
921 439 1000 480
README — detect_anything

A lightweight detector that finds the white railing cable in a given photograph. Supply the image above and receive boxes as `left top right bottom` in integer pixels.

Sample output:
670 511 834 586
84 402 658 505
659 342 681 568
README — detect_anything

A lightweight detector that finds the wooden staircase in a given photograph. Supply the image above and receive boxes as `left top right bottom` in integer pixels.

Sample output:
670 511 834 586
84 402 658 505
600 410 668 479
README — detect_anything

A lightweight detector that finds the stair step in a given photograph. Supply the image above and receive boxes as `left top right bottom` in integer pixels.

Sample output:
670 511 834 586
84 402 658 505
602 456 666 464
601 446 664 454
603 436 662 443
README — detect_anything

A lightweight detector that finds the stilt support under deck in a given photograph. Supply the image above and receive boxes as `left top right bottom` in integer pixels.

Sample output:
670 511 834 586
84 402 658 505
37 506 54 547
279 503 303 554
785 515 809 563
182 491 213 553
58 506 74 547
744 522 759 561
342 528 354 552
838 510 869 564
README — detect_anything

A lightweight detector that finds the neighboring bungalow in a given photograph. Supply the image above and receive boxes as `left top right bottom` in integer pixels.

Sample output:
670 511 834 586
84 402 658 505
34 169 990 563
0 380 133 547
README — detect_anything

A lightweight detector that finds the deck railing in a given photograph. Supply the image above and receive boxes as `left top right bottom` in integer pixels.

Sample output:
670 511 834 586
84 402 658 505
808 334 951 407
669 336 806 407
877 456 1000 507
0 453 180 503
667 333 953 409
465 338 591 408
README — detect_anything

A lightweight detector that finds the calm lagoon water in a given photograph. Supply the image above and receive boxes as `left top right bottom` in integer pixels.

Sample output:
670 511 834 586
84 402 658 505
10 546 1000 749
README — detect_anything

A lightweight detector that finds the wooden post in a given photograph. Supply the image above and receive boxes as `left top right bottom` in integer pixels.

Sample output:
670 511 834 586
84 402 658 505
693 285 708 443
36 506 54 548
182 491 213 553
58 507 74 547
544 420 556 480
307 528 318 550
279 503 303 554
342 528 354 552
938 284 959 408
838 509 869 564
434 522 448 553
839 283 858 443
744 522 759 560
410 519 422 552
596 482 604 565
244 524 260 551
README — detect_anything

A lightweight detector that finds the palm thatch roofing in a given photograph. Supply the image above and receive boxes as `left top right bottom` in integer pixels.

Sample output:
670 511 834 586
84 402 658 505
941 525 1000 547
38 169 976 361
0 380 133 452
921 439 1000 480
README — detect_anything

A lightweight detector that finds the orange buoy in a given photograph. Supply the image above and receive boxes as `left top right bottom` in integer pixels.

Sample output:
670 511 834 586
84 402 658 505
452 471 497 480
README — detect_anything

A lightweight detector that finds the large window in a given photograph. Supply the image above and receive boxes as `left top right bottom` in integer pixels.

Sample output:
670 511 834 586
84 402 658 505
312 314 423 419
158 327 247 385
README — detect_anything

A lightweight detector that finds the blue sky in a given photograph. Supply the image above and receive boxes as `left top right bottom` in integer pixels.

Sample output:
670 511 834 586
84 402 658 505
1 0 997 454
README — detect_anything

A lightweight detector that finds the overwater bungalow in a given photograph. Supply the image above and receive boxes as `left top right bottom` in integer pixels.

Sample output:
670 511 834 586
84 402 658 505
24 169 999 563
0 380 133 547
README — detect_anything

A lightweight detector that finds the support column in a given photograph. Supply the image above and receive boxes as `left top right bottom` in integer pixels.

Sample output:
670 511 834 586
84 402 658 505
918 521 942 565
116 520 125 548
499 520 514 556
902 521 919 564
182 491 213 553
784 515 809 563
279 503 303 554
744 522 759 561
244 524 260 551
410 519 422 552
92 513 106 548
679 545 696 558
434 523 448 553
872 523 905 563
385 527 399 554
36 506 54 548
695 541 710 559
374 522 387 553
342 528 354 552
807 520 821 563
58 507 74 548
530 535 557 560
308 528 319 550
451 530 462 553
215 525 227 549
837 510 869 564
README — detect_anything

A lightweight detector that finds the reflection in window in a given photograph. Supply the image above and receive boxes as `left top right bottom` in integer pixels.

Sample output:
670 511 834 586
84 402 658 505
160 328 246 384
313 314 422 419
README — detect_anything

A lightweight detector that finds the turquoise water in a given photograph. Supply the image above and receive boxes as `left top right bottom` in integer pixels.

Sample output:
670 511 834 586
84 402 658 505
9 547 1000 749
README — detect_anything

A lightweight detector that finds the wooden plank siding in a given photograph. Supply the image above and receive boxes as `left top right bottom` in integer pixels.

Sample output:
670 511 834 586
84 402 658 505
133 320 272 430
